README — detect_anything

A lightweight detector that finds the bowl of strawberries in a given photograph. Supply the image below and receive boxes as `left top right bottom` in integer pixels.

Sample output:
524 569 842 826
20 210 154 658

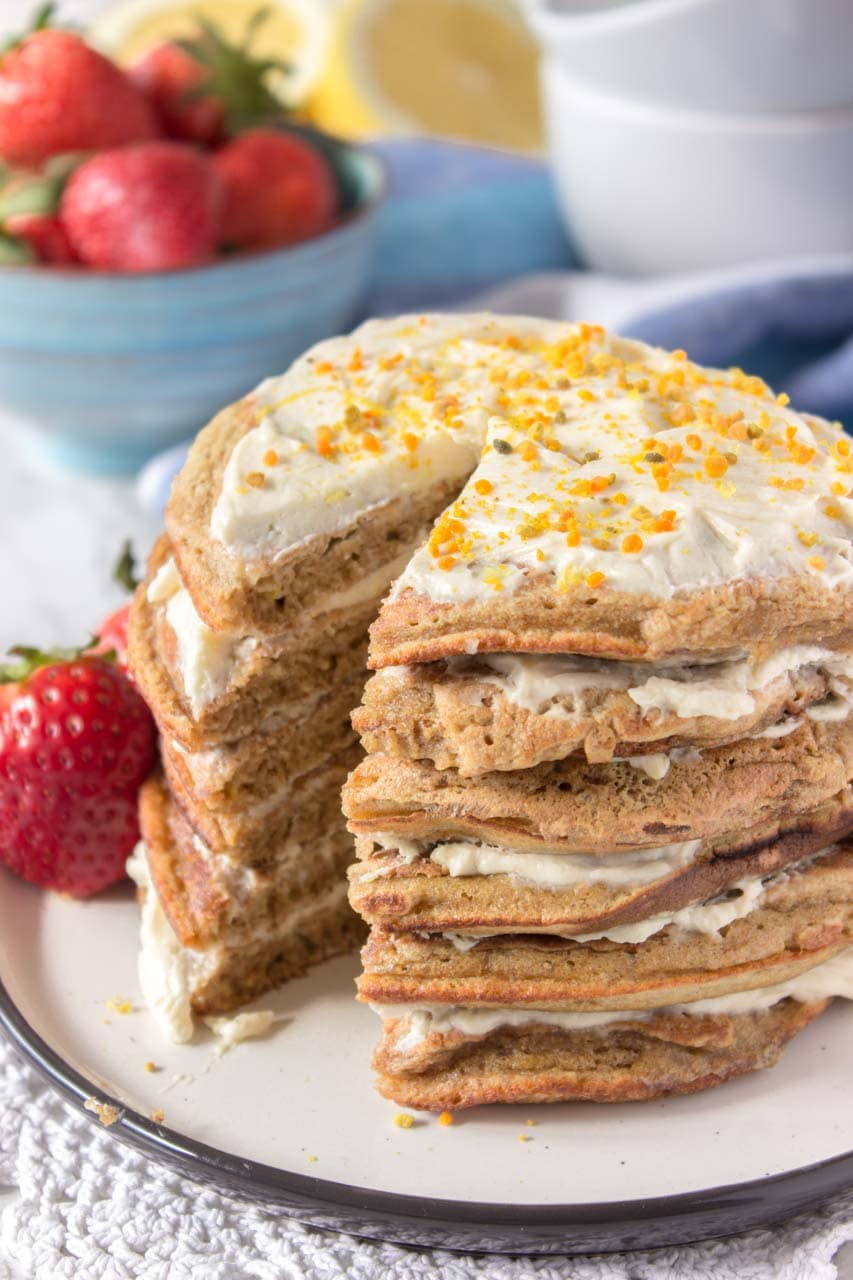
0 5 385 473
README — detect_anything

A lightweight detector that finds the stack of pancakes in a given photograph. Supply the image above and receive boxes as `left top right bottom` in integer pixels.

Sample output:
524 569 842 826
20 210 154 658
340 321 853 1110
127 313 853 1104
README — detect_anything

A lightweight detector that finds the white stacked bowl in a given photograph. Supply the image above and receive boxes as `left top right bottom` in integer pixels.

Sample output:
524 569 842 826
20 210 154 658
525 0 853 272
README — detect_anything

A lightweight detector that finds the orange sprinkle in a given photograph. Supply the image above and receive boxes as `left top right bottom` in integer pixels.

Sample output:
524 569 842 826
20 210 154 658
438 1111 454 1127
704 454 728 479
245 471 264 488
565 529 581 547
589 474 612 494
348 348 364 372
652 510 677 533
835 438 850 458
379 352 402 370
577 389 595 403
669 403 696 426
518 441 538 463
612 492 628 506
831 481 846 495
798 530 818 548
685 433 702 451
777 391 790 406
672 349 687 361
361 432 381 454
263 449 279 467
437 555 457 571
824 502 842 519
808 555 826 571
622 533 643 554
315 360 333 374
314 426 335 457
402 432 419 454
586 571 606 589
474 478 493 495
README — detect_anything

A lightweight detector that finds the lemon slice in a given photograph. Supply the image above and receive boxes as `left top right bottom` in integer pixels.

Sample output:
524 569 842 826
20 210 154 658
90 0 330 106
307 0 542 153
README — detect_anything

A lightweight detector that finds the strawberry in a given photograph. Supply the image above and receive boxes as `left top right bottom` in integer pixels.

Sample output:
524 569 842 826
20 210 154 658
91 542 141 669
131 42 224 148
60 142 224 272
213 127 338 251
4 213 76 265
0 5 159 169
0 645 156 897
130 10 288 148
93 605 131 669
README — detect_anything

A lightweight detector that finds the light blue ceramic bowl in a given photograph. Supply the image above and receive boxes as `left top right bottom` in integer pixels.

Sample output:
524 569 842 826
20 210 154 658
0 143 385 473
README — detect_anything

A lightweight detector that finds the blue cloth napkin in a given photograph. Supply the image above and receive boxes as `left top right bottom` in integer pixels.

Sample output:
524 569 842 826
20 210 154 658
138 139 853 511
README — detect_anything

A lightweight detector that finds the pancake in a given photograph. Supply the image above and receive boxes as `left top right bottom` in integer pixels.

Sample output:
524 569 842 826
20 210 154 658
354 649 851 773
160 673 362 813
140 773 357 949
371 999 827 1109
348 793 853 934
164 740 362 859
344 719 853 855
129 536 378 751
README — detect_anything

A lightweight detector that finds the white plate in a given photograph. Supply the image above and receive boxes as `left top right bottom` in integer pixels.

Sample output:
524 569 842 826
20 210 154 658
1 866 851 1254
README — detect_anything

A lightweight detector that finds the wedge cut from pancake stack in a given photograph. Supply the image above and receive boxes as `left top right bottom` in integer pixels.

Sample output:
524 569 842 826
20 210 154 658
127 523 426 1041
128 312 853 1095
340 316 853 1109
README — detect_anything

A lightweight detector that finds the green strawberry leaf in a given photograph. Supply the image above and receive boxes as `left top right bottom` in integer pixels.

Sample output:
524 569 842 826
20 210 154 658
0 636 103 684
112 540 140 593
176 6 293 135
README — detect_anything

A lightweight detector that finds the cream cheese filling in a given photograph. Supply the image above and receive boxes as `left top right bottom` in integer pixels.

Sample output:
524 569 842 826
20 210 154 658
430 849 832 947
429 838 701 889
374 946 853 1052
436 646 853 724
126 844 205 1044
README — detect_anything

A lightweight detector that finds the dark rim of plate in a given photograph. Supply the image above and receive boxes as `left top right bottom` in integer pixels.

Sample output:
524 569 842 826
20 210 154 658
1 969 852 1256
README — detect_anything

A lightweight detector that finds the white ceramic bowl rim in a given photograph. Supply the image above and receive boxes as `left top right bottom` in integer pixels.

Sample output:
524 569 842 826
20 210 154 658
0 146 387 286
544 60 853 131
525 0 731 38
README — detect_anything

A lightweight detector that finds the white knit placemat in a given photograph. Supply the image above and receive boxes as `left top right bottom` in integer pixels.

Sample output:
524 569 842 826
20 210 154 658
1 1036 851 1280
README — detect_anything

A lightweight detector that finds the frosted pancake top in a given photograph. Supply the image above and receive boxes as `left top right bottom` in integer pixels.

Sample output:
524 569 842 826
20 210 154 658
211 314 853 602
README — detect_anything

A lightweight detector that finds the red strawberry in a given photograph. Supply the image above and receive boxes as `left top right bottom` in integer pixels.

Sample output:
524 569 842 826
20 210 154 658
129 12 288 147
60 142 224 272
4 213 77 265
213 128 337 251
131 42 224 147
93 604 131 669
0 6 159 168
0 647 157 897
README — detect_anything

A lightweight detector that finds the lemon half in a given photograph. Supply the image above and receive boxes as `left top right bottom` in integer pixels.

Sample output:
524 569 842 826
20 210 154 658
309 0 542 153
90 0 330 107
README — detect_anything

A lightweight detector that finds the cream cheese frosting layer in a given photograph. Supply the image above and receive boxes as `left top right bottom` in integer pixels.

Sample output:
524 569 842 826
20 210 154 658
210 313 853 603
443 646 853 722
431 849 832 946
374 945 853 1052
362 834 702 888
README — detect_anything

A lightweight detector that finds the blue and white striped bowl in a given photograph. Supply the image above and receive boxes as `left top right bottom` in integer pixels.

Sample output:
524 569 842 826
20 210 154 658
0 144 385 474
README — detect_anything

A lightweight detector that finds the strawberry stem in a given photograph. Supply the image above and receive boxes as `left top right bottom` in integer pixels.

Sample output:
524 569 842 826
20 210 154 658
2 3 56 56
0 637 108 684
176 7 293 135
